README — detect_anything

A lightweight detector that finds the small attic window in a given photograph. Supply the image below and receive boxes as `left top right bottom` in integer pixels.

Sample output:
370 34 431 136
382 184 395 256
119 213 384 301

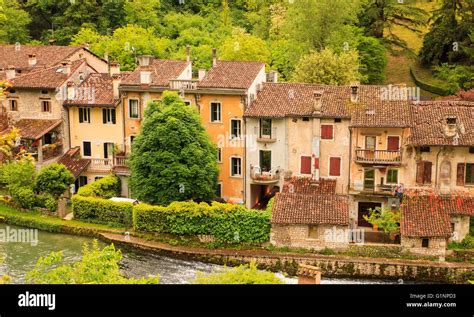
41 90 48 94
446 117 457 125
335 118 342 123
303 117 310 122
469 147 474 154
366 110 375 115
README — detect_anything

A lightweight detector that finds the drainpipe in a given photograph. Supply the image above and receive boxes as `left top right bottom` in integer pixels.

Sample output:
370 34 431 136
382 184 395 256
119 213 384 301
435 147 443 189
348 127 353 194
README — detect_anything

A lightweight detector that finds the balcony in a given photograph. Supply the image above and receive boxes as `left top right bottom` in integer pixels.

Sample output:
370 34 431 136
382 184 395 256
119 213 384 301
89 158 114 171
89 156 130 175
169 79 199 91
250 165 281 184
355 149 401 165
349 183 395 196
254 127 277 143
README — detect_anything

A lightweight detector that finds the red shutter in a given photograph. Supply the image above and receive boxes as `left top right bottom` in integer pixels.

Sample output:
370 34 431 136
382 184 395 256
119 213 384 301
300 156 312 174
329 157 341 176
457 163 466 186
321 125 333 139
387 136 400 151
424 161 432 184
416 161 424 185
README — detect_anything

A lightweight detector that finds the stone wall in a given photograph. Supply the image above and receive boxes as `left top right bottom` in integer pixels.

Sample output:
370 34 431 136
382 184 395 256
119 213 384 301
451 215 471 242
271 224 349 250
401 237 447 257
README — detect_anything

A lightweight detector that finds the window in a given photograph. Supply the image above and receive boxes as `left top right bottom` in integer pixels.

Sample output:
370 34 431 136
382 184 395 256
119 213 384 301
216 183 222 198
83 141 91 157
260 150 272 172
260 118 272 138
210 102 221 122
465 164 474 185
129 99 139 119
231 157 241 177
130 136 135 145
386 169 398 184
302 117 310 122
364 169 375 190
230 119 241 139
41 90 48 94
329 157 341 177
416 161 432 185
446 117 457 125
421 238 429 248
74 176 88 193
470 147 474 154
9 99 17 111
41 100 51 112
365 136 376 150
300 156 311 175
103 108 116 124
321 125 333 140
184 101 191 106
387 136 400 151
308 226 319 239
420 146 430 153
334 118 342 123
79 107 91 123
217 148 222 163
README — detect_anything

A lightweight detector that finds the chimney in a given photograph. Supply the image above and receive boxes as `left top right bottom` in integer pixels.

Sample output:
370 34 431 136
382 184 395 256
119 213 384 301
61 61 72 76
350 81 359 102
267 70 278 83
198 69 207 81
28 54 37 66
140 71 152 85
313 90 323 113
48 39 56 46
212 48 218 67
104 53 109 62
112 74 121 99
5 65 15 79
109 61 120 76
67 82 75 101
186 46 191 62
137 55 153 67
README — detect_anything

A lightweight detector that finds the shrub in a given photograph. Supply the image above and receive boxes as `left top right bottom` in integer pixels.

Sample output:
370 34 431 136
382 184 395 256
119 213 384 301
193 262 282 284
10 185 37 210
72 195 133 227
44 196 58 213
450 236 474 250
0 160 36 190
35 163 74 198
133 201 271 244
77 174 121 199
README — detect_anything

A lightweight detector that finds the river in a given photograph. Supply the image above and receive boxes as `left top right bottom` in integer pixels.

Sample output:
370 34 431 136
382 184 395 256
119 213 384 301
0 223 398 284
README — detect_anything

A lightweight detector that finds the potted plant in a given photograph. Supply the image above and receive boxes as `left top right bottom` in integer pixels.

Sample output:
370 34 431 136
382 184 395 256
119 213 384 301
363 207 400 240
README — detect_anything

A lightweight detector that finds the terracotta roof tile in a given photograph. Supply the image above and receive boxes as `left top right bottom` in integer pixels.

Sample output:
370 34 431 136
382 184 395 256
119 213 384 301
9 119 62 140
58 147 90 179
282 177 337 195
199 61 265 90
0 45 83 71
121 59 190 87
65 73 129 107
408 101 474 146
271 192 349 225
10 60 85 89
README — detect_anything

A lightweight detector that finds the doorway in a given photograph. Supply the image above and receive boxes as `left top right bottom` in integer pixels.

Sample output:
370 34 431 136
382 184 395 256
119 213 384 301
358 202 382 228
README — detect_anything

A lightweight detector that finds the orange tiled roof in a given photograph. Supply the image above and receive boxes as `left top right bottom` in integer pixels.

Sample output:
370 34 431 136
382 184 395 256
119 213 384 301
10 59 85 89
121 59 190 87
199 60 265 90
408 101 474 146
10 119 62 140
58 147 90 179
65 73 129 107
282 177 337 195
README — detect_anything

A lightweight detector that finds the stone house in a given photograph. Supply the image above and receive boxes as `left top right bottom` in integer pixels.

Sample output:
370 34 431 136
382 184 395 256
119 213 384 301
271 177 350 250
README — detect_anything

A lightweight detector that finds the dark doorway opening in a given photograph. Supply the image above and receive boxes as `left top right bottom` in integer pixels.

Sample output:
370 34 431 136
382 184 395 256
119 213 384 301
358 202 382 228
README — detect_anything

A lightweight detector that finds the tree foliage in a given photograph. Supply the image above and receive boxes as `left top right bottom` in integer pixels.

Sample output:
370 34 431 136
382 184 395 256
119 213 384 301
0 0 31 44
26 241 159 284
34 163 74 198
292 48 365 85
194 262 282 284
129 91 219 205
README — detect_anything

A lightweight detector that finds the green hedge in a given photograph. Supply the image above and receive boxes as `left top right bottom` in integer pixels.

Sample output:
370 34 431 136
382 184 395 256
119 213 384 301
77 174 121 199
133 201 271 244
409 67 451 96
72 195 133 227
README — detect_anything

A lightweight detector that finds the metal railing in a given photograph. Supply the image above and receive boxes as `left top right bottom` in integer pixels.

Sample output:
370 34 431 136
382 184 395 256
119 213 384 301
355 149 401 164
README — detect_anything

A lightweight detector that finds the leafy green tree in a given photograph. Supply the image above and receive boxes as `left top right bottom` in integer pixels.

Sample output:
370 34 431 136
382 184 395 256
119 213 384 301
124 0 161 28
26 241 159 284
269 38 305 81
194 262 282 284
359 0 428 49
357 36 387 84
433 64 474 94
0 159 36 190
220 28 270 63
34 163 74 198
0 0 31 43
292 48 365 85
129 91 219 205
420 0 473 65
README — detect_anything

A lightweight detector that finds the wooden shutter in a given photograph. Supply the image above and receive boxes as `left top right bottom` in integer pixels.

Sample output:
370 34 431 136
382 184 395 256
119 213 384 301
387 136 400 151
79 108 83 123
416 161 424 184
102 109 107 124
321 125 333 139
424 161 432 184
112 109 116 124
457 163 466 186
329 157 341 176
300 156 311 174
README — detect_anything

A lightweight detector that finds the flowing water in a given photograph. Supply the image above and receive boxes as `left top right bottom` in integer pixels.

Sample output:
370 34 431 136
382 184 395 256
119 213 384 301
0 223 399 284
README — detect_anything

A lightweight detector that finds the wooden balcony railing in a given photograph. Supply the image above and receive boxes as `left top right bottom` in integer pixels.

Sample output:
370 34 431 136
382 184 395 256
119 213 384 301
355 149 401 164
250 165 281 184
169 79 199 91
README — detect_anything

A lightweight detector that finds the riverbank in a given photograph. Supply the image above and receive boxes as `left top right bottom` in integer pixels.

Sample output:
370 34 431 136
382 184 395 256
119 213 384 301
1 203 473 283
